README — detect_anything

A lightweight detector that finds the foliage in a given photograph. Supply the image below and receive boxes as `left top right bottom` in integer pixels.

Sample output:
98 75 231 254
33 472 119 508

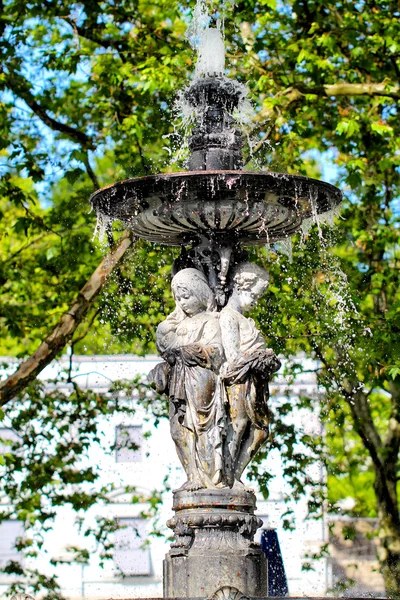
0 375 165 599
0 0 399 596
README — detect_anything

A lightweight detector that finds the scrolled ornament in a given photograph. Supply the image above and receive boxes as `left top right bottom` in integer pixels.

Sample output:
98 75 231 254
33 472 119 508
208 585 249 600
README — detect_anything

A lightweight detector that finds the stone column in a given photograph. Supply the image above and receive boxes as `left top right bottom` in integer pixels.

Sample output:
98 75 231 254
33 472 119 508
164 488 268 598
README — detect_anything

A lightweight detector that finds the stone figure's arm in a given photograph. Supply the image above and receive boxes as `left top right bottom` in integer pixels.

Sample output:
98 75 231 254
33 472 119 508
220 310 241 363
177 318 222 370
156 310 181 353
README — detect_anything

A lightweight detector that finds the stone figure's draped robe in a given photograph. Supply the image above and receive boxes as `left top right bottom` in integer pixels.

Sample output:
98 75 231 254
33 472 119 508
220 307 275 431
161 312 225 487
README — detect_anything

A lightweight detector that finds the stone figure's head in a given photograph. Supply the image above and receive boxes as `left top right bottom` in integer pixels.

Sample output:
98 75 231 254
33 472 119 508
172 268 216 317
230 262 269 311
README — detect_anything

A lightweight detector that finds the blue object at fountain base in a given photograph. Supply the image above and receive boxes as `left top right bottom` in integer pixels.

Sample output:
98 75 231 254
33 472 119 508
260 529 289 597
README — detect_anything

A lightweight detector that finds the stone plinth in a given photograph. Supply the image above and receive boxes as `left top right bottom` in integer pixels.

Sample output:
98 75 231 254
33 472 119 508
163 488 268 598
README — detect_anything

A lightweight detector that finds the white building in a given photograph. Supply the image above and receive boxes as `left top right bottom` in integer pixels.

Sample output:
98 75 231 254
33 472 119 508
0 355 328 599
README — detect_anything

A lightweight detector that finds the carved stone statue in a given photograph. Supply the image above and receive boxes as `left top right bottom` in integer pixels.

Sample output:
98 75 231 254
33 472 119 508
150 268 225 490
220 262 281 487
150 261 281 598
150 262 280 492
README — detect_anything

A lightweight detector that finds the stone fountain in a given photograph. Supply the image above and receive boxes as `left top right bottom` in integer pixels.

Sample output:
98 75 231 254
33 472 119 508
90 21 342 600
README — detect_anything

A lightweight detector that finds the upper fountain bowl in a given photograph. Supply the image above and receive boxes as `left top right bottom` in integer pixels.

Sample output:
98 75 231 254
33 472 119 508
90 170 342 246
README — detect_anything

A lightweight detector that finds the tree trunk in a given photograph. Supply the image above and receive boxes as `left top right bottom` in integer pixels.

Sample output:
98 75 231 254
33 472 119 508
377 511 400 597
375 461 400 597
0 230 134 406
336 374 400 597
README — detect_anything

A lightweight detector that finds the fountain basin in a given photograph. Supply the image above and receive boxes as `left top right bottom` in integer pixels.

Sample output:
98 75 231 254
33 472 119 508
90 170 342 246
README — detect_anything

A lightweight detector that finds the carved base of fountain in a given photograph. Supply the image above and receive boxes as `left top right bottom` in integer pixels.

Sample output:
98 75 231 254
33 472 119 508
164 488 268 598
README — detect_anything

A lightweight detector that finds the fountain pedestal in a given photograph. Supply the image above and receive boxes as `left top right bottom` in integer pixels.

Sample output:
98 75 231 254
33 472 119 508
164 488 268 598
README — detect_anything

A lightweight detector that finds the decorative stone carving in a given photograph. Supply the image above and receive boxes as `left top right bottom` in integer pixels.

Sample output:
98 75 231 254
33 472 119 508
163 488 268 598
208 586 249 600
150 262 280 492
169 519 194 551
149 259 280 598
151 268 225 490
172 237 248 306
220 262 281 487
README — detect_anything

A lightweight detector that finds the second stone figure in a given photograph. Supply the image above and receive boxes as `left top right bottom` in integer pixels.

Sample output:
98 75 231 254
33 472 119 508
149 262 281 491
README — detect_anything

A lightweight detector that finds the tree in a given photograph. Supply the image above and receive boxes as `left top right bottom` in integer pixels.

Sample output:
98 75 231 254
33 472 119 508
0 375 168 599
236 1 400 594
0 0 399 596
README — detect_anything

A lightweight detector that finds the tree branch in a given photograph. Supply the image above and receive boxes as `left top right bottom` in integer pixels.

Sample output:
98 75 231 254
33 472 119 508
257 82 400 122
383 381 400 465
341 380 384 469
300 81 400 99
83 151 100 190
312 340 384 469
4 71 95 149
258 88 304 121
0 230 135 406
63 18 130 55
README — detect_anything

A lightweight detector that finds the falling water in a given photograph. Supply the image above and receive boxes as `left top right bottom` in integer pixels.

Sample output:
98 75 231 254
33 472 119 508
186 0 210 49
195 24 225 77
326 264 356 328
92 0 343 275
301 199 342 240
173 0 252 156
186 0 226 77
276 238 293 263
93 212 113 247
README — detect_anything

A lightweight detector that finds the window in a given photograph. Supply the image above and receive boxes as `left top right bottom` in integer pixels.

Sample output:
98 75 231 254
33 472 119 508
0 520 24 568
0 427 20 455
115 425 143 463
114 517 151 576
